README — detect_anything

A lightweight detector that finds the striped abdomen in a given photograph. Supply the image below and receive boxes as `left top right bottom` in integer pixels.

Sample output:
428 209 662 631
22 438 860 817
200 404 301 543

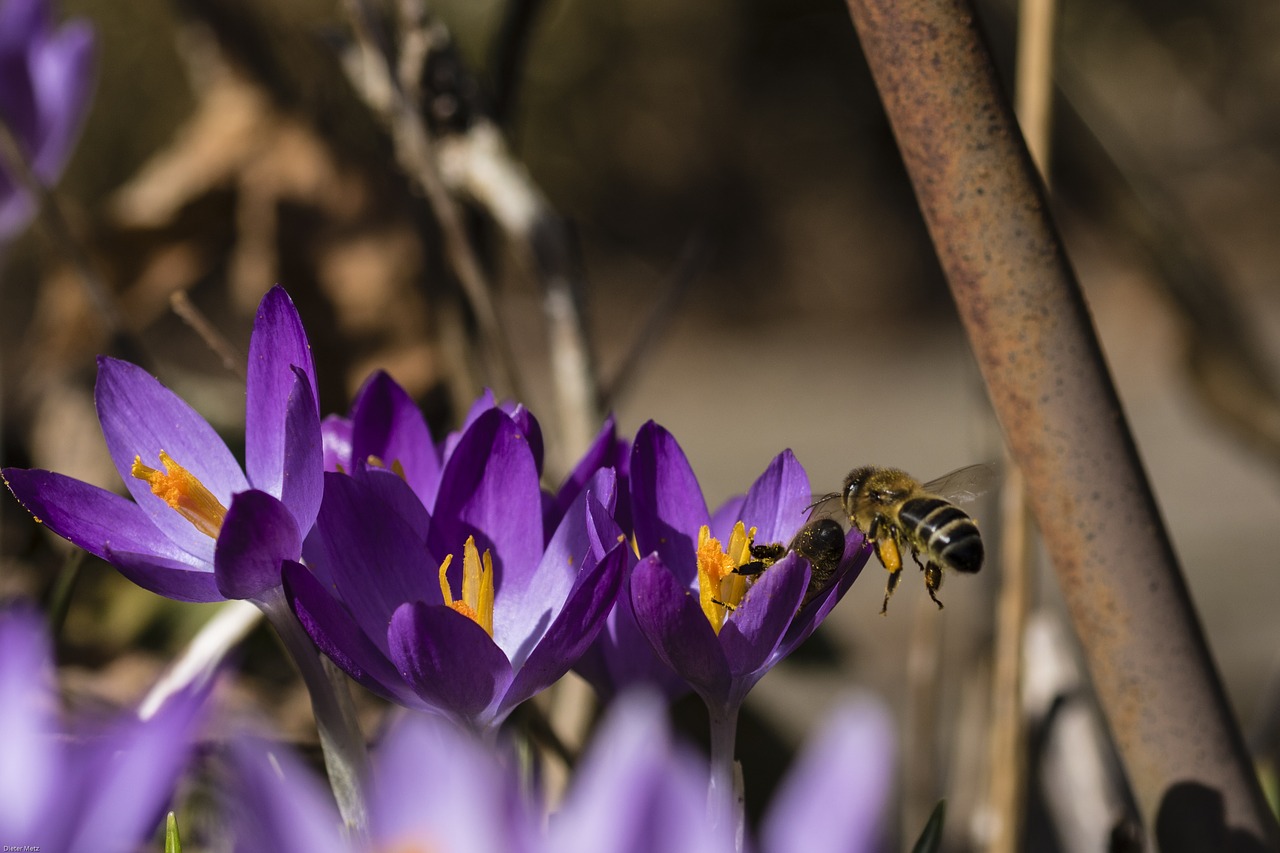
898 496 984 574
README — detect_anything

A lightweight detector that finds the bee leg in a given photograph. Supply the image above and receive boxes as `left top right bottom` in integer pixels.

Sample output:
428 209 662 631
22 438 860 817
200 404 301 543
879 568 902 615
734 560 769 577
924 563 945 610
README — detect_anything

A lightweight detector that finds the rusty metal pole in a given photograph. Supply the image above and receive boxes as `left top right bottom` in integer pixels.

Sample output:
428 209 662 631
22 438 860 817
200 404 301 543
842 0 1279 846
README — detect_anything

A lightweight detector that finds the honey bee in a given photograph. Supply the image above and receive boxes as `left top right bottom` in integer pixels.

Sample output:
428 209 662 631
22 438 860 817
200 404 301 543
835 465 993 614
736 515 849 608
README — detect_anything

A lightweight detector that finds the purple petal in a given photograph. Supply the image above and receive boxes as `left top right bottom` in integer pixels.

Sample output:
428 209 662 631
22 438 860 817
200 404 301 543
302 472 438 650
372 714 532 852
95 357 247 562
553 693 732 853
349 371 442 510
493 468 616 660
761 697 895 853
387 601 514 726
717 553 808 681
429 409 541 592
629 422 709 585
67 682 206 853
499 498 627 715
3 468 202 566
320 414 352 472
503 403 544 476
28 19 95 183
282 561 419 706
775 530 871 662
708 494 745 543
350 466 432 541
225 736 347 853
550 415 618 532
214 490 300 601
0 0 47 52
245 287 317 497
738 450 811 543
103 547 224 603
0 607 60 842
277 368 323 535
443 389 498 463
629 555 730 703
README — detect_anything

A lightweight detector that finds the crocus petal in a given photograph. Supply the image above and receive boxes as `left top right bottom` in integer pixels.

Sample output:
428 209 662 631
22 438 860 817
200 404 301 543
630 554 730 702
388 601 514 726
550 415 618 533
502 402 544 476
245 286 317 497
442 388 497 463
95 357 247 561
553 692 733 853
775 532 871 662
0 607 59 843
302 473 438 650
738 450 812 544
761 697 895 853
3 468 202 566
66 683 206 853
499 497 627 715
282 561 420 707
28 20 95 182
429 409 541 589
717 553 808 682
493 468 616 659
103 547 223 603
350 465 432 542
225 737 347 853
372 714 531 853
277 367 323 536
214 490 300 601
349 371 442 510
630 421 710 584
320 414 352 472
708 494 745 543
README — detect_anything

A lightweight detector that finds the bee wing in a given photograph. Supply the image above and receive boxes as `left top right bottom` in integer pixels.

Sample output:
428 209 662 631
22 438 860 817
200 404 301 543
922 463 997 505
804 492 846 524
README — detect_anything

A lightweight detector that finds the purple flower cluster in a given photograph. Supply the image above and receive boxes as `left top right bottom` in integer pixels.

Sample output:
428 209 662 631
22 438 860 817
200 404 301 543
3 284 888 849
224 690 895 853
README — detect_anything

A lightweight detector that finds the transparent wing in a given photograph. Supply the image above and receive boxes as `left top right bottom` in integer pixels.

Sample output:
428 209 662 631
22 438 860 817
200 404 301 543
804 492 846 524
922 463 997 505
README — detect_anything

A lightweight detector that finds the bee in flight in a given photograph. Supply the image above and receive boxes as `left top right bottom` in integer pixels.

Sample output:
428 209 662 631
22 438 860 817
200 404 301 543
833 464 993 614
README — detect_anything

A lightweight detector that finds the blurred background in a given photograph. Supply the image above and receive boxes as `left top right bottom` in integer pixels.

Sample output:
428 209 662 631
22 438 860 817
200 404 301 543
4 0 1280 848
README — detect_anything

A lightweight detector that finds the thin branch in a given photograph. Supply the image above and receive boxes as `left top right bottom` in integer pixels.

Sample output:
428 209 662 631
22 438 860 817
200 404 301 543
169 290 247 379
488 0 550 126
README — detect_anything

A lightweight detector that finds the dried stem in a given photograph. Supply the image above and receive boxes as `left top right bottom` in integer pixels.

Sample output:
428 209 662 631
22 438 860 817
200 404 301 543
169 290 247 379
842 0 1279 844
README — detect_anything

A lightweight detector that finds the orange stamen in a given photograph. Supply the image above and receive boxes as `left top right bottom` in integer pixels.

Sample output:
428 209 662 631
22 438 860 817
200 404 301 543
131 451 228 539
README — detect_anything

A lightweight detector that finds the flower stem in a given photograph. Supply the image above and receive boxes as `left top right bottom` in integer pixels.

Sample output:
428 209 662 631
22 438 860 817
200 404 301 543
707 702 745 851
259 590 370 837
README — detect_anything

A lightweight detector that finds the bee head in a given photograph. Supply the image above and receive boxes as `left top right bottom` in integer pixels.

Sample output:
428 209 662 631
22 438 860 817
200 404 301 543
842 466 875 514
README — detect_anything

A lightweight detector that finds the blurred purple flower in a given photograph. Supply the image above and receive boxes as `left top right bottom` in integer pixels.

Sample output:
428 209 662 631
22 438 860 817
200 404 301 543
226 712 538 853
0 607 204 853
285 407 628 731
554 691 895 853
4 286 322 603
0 0 95 242
626 421 869 715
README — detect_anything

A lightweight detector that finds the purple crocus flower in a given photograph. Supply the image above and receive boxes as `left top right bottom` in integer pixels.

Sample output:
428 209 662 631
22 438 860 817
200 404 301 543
285 406 629 731
0 0 95 242
627 421 869 715
0 607 205 853
624 421 870 831
4 285 322 603
225 712 538 853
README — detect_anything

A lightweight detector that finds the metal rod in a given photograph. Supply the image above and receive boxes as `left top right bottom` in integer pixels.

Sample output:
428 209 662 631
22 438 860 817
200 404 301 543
841 0 1279 845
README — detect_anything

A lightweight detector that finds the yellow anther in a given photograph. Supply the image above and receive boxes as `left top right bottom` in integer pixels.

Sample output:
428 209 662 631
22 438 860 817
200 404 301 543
131 451 227 539
696 522 757 634
438 536 495 636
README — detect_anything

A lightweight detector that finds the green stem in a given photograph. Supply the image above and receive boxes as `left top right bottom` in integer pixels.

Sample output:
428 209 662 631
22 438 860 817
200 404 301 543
258 589 370 837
